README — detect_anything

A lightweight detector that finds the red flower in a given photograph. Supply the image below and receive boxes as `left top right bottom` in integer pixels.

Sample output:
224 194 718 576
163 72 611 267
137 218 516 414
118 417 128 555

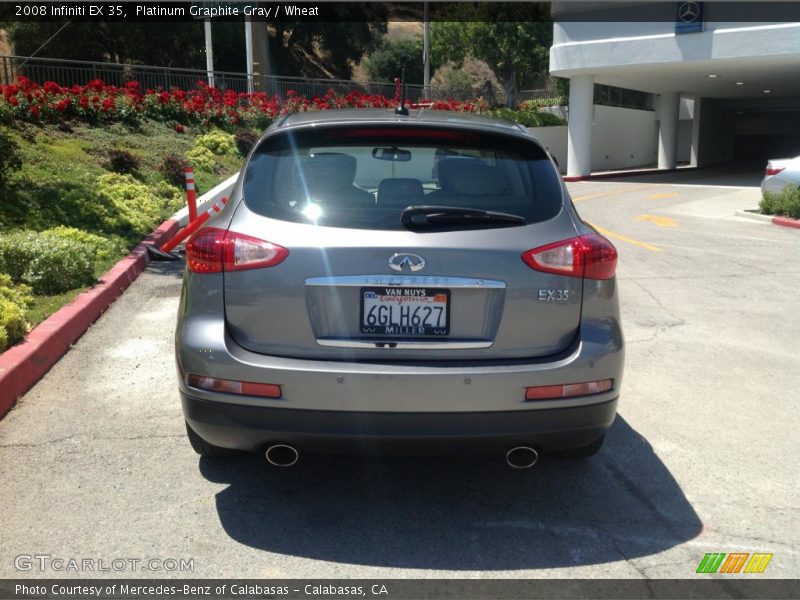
29 104 40 117
8 96 18 106
174 123 185 133
79 95 89 109
55 98 71 112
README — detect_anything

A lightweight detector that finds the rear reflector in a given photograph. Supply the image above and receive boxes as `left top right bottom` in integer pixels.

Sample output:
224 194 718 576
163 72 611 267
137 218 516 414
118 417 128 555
187 374 282 399
522 234 617 280
766 167 785 176
186 227 288 273
525 379 613 401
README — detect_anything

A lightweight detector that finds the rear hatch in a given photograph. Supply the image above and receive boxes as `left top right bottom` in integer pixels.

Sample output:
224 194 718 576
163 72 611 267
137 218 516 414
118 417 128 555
222 122 583 361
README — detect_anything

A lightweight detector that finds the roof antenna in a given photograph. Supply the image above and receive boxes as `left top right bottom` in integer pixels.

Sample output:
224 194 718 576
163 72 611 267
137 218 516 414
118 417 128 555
395 68 409 116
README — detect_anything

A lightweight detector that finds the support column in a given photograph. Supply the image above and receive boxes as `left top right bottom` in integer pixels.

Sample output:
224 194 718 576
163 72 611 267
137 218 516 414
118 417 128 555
690 96 702 167
566 75 594 177
658 91 680 170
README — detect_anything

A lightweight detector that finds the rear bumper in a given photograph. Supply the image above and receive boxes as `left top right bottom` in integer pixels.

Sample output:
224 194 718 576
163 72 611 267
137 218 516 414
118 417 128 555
183 394 618 453
176 311 623 453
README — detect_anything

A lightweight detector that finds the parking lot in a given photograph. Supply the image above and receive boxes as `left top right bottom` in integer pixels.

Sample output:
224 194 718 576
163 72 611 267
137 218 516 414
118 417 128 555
0 171 798 579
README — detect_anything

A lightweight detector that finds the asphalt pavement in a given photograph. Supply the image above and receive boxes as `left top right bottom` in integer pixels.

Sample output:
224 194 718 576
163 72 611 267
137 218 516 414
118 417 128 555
0 170 798 579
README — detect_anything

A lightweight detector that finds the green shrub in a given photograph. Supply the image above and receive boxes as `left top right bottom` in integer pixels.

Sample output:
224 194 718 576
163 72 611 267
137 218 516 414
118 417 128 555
186 145 216 171
95 173 183 235
0 231 95 295
0 130 22 189
0 273 32 351
760 186 800 219
194 131 236 156
518 97 567 111
42 226 125 264
105 149 141 175
488 108 566 128
234 129 259 157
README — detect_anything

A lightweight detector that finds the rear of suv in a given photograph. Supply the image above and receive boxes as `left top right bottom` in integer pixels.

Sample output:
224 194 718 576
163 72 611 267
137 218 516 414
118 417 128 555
175 109 624 468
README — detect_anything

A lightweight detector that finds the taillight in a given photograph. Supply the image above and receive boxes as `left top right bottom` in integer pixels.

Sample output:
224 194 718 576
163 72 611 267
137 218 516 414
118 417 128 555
187 374 282 398
186 227 288 273
525 379 613 401
766 166 785 176
522 234 617 280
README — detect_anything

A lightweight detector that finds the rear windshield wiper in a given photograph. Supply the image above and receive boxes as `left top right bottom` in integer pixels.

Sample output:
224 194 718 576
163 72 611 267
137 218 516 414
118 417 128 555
400 205 526 229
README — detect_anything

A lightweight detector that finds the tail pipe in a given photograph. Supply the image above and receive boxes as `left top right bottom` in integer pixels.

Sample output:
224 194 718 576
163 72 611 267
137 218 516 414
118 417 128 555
505 446 539 469
265 444 299 467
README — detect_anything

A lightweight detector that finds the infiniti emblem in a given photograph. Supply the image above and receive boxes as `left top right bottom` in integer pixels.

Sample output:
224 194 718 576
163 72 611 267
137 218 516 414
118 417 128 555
388 253 426 272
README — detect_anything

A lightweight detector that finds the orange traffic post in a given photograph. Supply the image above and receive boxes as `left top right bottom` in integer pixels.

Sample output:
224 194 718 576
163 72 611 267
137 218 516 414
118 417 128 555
184 166 197 222
161 197 228 254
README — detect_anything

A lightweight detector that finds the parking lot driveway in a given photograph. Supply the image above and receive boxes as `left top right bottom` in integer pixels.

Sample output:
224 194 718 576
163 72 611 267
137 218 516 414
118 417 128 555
0 174 798 578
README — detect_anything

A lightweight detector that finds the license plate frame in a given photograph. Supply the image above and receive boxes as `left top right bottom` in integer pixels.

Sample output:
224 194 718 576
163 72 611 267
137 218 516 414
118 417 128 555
359 287 451 337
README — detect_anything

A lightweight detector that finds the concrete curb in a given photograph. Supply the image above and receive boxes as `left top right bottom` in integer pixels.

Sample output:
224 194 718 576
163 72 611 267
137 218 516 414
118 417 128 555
772 216 800 230
735 210 800 229
0 219 180 420
735 210 774 223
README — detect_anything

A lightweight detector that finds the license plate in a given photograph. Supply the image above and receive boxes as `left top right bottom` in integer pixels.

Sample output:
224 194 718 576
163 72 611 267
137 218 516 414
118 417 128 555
360 287 450 336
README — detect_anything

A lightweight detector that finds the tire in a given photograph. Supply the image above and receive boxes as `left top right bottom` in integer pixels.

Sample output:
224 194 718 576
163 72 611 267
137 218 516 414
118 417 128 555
185 422 239 458
556 434 605 459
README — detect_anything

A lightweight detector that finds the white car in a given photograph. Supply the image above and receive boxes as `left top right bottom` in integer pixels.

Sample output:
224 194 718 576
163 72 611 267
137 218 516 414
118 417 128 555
761 156 800 195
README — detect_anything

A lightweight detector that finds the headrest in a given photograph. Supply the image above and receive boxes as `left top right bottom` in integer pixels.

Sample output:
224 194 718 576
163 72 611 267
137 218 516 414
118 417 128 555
378 178 425 202
436 158 510 196
276 153 358 199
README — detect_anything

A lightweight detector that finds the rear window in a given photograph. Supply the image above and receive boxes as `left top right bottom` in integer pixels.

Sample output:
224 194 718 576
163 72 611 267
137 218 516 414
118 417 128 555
242 126 563 230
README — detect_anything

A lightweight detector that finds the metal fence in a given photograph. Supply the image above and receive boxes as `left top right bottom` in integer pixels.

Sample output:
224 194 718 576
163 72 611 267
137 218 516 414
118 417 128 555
0 54 511 104
0 55 252 92
1 54 653 110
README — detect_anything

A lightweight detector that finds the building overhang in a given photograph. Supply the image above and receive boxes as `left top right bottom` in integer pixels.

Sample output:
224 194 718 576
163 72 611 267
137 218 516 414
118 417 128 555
550 22 800 98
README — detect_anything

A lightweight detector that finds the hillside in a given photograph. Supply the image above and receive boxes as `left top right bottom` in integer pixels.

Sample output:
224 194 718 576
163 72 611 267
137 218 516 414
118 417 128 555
0 117 247 348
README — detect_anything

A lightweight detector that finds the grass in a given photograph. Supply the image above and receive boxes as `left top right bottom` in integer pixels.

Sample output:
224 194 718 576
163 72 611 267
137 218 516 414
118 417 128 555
0 118 251 343
26 290 83 327
24 251 126 327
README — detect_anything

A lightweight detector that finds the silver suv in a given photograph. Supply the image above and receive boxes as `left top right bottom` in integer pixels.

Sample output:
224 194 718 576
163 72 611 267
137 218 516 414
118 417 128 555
175 109 624 469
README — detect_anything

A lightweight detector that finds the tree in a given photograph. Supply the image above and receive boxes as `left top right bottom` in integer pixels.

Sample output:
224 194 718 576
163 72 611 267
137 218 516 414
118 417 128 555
269 16 387 80
363 37 426 84
6 16 386 81
7 22 208 68
431 4 552 106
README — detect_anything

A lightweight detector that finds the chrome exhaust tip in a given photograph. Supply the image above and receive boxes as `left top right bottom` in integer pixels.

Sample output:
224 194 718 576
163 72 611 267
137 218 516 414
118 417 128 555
265 444 299 467
505 446 539 469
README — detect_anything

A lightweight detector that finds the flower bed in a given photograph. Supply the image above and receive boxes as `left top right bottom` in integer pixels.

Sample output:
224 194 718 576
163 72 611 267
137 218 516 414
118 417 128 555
0 77 490 130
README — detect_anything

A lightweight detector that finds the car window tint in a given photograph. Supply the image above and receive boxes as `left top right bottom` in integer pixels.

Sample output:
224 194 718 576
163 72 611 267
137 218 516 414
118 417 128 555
243 126 563 230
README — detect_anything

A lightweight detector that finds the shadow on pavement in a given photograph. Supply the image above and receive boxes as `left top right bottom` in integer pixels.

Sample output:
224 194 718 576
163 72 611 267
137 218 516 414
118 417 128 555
593 161 763 188
200 416 702 570
144 256 185 279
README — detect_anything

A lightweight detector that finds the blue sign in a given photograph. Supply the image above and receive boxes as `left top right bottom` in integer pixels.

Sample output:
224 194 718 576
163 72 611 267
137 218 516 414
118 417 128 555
675 2 705 34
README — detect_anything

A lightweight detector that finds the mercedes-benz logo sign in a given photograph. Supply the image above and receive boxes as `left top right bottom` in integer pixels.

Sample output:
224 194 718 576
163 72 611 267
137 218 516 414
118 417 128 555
388 253 426 272
678 1 700 23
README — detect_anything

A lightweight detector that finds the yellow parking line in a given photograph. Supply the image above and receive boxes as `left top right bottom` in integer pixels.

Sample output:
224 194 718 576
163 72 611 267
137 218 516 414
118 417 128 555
636 214 679 228
648 192 678 200
590 223 663 253
571 185 659 203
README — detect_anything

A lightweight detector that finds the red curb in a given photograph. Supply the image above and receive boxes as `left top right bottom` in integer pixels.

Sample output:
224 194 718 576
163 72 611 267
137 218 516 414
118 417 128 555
563 167 682 182
0 219 180 420
772 216 800 230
